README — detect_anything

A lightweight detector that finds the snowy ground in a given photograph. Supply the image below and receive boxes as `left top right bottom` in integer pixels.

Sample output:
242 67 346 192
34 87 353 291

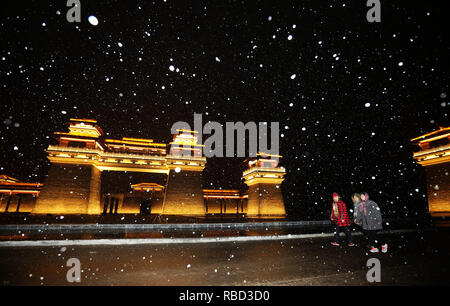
0 230 449 286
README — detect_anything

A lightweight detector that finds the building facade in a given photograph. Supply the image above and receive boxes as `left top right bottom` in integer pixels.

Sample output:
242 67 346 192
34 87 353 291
411 127 450 218
3 118 287 218
0 175 42 213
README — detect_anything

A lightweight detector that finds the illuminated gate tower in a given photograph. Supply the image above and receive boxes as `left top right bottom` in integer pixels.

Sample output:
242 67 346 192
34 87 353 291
242 153 286 218
162 129 206 215
411 127 450 218
33 119 105 214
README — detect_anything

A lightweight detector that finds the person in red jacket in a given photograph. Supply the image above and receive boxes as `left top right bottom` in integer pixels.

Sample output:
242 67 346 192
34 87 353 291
330 192 354 246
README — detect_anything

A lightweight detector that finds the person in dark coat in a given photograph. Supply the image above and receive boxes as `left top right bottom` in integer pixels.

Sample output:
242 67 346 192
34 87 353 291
354 192 388 253
330 192 354 247
351 193 362 220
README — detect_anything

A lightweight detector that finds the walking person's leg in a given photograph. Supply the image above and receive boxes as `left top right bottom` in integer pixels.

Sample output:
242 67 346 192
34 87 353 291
372 230 380 247
374 230 388 253
344 226 354 245
366 230 375 246
362 229 370 247
332 225 341 245
367 230 380 253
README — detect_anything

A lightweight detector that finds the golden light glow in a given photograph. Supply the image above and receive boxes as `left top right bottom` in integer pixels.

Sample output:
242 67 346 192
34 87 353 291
248 160 258 166
105 138 166 147
122 137 154 143
120 159 133 164
203 189 244 199
0 175 42 196
245 177 284 186
410 126 450 142
131 183 165 192
59 137 96 142
203 189 238 192
176 129 198 134
170 130 203 149
257 152 282 158
0 189 40 195
418 132 450 144
54 119 105 138
0 175 19 183
243 167 285 177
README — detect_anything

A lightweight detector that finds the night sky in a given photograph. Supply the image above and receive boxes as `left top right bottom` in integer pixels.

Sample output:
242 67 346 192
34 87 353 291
0 0 448 219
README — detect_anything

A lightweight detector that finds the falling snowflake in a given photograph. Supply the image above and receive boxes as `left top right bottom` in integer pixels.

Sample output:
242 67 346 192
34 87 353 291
88 16 99 26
